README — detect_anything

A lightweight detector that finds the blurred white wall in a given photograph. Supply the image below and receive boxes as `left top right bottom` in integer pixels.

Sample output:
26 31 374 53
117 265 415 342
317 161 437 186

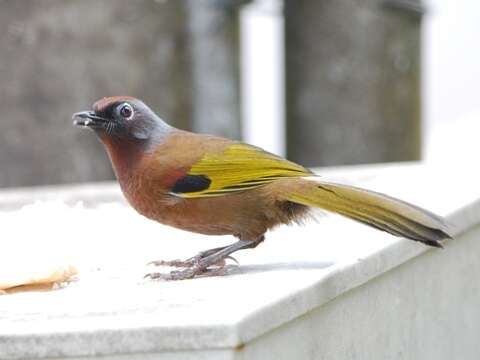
241 0 285 156
423 0 480 163
423 0 480 128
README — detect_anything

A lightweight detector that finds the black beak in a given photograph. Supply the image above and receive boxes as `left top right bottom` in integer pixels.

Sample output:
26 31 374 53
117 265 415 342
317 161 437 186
72 111 108 128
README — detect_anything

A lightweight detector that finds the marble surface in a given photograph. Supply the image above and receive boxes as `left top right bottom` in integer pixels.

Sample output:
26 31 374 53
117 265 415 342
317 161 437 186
0 162 477 359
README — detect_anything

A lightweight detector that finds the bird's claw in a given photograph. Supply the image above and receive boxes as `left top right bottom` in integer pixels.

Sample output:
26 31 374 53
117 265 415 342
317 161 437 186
225 255 239 265
147 259 195 268
147 254 238 269
144 268 196 281
145 265 233 281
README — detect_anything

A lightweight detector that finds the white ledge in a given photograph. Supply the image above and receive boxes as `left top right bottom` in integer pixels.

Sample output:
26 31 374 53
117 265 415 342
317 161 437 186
0 162 479 359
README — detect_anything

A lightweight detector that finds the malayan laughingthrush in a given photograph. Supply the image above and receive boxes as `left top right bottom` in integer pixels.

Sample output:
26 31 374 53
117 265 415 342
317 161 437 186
73 97 451 280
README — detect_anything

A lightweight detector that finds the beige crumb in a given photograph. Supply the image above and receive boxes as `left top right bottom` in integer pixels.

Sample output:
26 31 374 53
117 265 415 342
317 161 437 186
0 264 77 293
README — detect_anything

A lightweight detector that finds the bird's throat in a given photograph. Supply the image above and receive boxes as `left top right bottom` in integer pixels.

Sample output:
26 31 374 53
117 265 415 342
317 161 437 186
99 135 148 186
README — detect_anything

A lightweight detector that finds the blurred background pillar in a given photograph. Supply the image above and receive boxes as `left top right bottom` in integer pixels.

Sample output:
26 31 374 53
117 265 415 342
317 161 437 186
0 0 192 187
285 0 424 166
0 0 249 188
187 0 249 139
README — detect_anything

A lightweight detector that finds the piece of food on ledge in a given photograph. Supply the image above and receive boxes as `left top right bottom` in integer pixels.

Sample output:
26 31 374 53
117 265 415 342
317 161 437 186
0 263 77 294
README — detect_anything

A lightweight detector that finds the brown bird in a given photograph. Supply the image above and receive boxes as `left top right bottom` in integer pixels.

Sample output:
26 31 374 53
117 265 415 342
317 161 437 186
73 96 451 280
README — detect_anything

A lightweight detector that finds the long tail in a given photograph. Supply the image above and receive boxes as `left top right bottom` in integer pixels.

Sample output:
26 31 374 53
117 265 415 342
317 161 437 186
286 180 451 248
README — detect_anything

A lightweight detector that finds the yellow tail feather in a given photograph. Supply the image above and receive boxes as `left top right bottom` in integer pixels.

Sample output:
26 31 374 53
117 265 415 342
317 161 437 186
287 180 451 247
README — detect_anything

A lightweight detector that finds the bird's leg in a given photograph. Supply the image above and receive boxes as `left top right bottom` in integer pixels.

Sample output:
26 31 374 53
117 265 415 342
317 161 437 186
145 237 264 281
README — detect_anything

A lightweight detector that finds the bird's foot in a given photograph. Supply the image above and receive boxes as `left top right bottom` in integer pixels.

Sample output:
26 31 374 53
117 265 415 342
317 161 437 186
147 258 196 268
145 239 257 281
147 246 238 268
145 265 232 281
145 256 235 281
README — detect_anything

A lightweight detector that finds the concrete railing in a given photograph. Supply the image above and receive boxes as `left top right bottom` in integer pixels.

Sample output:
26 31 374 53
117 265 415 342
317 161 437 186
0 162 479 359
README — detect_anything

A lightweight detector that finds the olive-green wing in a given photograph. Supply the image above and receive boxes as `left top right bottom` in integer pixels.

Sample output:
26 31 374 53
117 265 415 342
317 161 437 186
170 143 312 198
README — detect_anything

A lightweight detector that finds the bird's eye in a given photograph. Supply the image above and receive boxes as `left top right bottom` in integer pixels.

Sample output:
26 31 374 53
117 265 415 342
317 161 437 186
117 103 134 120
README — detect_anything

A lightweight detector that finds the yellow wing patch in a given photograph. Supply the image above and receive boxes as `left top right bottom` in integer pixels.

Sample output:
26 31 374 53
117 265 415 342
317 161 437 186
177 143 311 198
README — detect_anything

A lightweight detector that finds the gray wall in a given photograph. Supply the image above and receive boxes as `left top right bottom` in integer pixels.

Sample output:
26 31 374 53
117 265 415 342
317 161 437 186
285 0 423 166
0 0 192 187
0 0 243 188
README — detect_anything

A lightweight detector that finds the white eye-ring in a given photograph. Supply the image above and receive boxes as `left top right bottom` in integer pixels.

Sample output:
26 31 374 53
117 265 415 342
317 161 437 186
117 103 134 120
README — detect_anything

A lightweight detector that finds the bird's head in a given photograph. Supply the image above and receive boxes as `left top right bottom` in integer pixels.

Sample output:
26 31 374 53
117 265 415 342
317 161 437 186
73 96 171 145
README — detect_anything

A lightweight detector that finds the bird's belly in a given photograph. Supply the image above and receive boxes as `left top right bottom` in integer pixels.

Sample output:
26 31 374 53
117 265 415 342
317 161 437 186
124 191 220 233
126 189 276 239
157 198 236 236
